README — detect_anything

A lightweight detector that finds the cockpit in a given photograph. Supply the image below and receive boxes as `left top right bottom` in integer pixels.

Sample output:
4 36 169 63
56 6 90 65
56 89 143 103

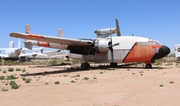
138 40 161 46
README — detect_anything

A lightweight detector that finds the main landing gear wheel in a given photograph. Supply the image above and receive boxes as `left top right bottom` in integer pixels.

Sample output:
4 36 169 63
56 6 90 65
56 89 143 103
110 63 117 67
81 63 90 70
145 64 152 68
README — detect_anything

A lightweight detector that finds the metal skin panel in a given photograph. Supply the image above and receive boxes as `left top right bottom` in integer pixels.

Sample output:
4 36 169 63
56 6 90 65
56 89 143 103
123 42 162 64
110 50 130 62
68 36 163 64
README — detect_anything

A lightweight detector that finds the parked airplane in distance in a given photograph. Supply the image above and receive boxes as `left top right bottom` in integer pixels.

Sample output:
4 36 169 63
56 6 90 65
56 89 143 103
10 19 170 69
0 38 48 61
174 44 180 62
0 39 22 60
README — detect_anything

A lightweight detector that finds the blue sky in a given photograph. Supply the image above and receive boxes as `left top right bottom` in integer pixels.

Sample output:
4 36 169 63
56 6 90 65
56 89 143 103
0 0 179 50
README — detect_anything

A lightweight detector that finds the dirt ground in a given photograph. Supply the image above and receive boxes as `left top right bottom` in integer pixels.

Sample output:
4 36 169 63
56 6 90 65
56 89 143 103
0 63 180 106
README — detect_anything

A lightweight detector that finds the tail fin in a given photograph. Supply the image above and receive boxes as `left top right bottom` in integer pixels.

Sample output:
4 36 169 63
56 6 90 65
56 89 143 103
24 24 32 49
57 28 63 37
25 24 31 34
9 41 14 48
18 38 21 48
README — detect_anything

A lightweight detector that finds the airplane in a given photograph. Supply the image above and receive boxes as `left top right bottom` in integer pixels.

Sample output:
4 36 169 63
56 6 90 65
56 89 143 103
0 38 48 61
174 44 180 62
9 19 170 69
0 39 22 60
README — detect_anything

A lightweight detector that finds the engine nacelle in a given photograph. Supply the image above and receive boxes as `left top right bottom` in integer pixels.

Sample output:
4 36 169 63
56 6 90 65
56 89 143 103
94 39 110 53
94 28 116 35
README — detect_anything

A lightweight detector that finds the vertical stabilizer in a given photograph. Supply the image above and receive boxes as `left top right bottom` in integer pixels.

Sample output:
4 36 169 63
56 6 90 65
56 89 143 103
25 24 31 34
24 24 33 49
9 41 14 48
18 38 21 48
57 28 63 37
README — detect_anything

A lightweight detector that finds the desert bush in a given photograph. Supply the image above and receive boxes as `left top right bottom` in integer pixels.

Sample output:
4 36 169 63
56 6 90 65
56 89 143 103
8 67 14 72
6 75 17 80
22 68 26 73
169 81 174 84
72 60 81 64
100 72 103 74
71 74 80 78
93 76 97 79
49 60 58 66
83 77 89 80
2 70 7 73
25 78 32 83
71 80 75 83
9 81 20 89
16 68 21 71
1 87 8 92
159 84 163 87
0 76 5 80
54 81 60 84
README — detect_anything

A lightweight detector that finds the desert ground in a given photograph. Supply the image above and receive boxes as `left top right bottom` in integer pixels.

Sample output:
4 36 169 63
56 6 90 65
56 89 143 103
0 62 180 106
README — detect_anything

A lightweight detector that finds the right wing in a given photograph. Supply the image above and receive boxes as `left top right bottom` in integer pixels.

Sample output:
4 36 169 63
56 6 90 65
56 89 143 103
10 32 93 46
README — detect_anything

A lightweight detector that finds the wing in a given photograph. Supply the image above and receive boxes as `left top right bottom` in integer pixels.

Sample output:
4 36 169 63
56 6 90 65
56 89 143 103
0 54 8 58
10 32 93 46
19 53 38 57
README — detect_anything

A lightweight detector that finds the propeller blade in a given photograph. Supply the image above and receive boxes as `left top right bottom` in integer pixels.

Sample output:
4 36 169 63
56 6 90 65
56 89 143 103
108 43 119 48
115 18 121 36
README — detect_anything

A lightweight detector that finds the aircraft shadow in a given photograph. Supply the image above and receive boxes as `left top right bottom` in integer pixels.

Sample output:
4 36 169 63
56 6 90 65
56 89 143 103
21 63 170 76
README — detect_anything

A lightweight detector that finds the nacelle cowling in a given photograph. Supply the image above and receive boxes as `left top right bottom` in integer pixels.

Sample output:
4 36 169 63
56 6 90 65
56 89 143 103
94 28 116 35
94 39 110 53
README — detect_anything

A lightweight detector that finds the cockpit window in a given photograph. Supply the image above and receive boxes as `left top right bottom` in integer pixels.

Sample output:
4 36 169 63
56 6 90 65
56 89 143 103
148 41 161 46
138 41 161 46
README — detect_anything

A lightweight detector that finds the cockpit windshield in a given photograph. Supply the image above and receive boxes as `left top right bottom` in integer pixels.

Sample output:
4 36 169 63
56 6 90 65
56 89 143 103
148 40 162 46
138 40 162 46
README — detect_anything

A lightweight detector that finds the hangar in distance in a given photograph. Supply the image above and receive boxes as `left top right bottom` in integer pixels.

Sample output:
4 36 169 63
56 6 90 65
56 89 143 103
10 19 170 69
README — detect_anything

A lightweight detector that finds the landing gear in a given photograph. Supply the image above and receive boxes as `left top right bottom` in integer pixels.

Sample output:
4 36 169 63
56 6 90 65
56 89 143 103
145 64 152 68
19 57 26 62
110 63 117 67
81 63 90 70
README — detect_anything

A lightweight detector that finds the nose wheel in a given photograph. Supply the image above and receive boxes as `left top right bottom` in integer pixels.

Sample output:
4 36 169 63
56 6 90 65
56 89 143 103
81 63 90 70
145 64 152 68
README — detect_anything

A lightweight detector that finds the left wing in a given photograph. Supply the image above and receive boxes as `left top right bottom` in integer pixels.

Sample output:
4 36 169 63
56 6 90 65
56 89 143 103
19 52 37 57
0 54 8 58
10 32 93 46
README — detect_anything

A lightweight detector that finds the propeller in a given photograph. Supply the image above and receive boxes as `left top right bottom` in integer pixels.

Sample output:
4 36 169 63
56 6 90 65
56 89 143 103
115 18 121 36
109 18 121 63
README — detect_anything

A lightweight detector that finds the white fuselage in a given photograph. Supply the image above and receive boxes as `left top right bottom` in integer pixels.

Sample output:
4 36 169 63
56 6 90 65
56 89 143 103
3 48 21 58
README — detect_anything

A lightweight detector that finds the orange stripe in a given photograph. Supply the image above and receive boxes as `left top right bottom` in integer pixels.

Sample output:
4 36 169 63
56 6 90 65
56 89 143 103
124 43 162 63
24 34 44 39
37 41 50 47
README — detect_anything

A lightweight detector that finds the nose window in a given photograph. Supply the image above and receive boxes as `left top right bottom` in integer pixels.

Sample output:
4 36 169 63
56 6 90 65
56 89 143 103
156 48 159 53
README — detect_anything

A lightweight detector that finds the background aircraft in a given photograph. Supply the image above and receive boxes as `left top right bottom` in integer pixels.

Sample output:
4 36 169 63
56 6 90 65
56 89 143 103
0 39 22 60
174 44 180 62
10 19 170 69
0 38 48 61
